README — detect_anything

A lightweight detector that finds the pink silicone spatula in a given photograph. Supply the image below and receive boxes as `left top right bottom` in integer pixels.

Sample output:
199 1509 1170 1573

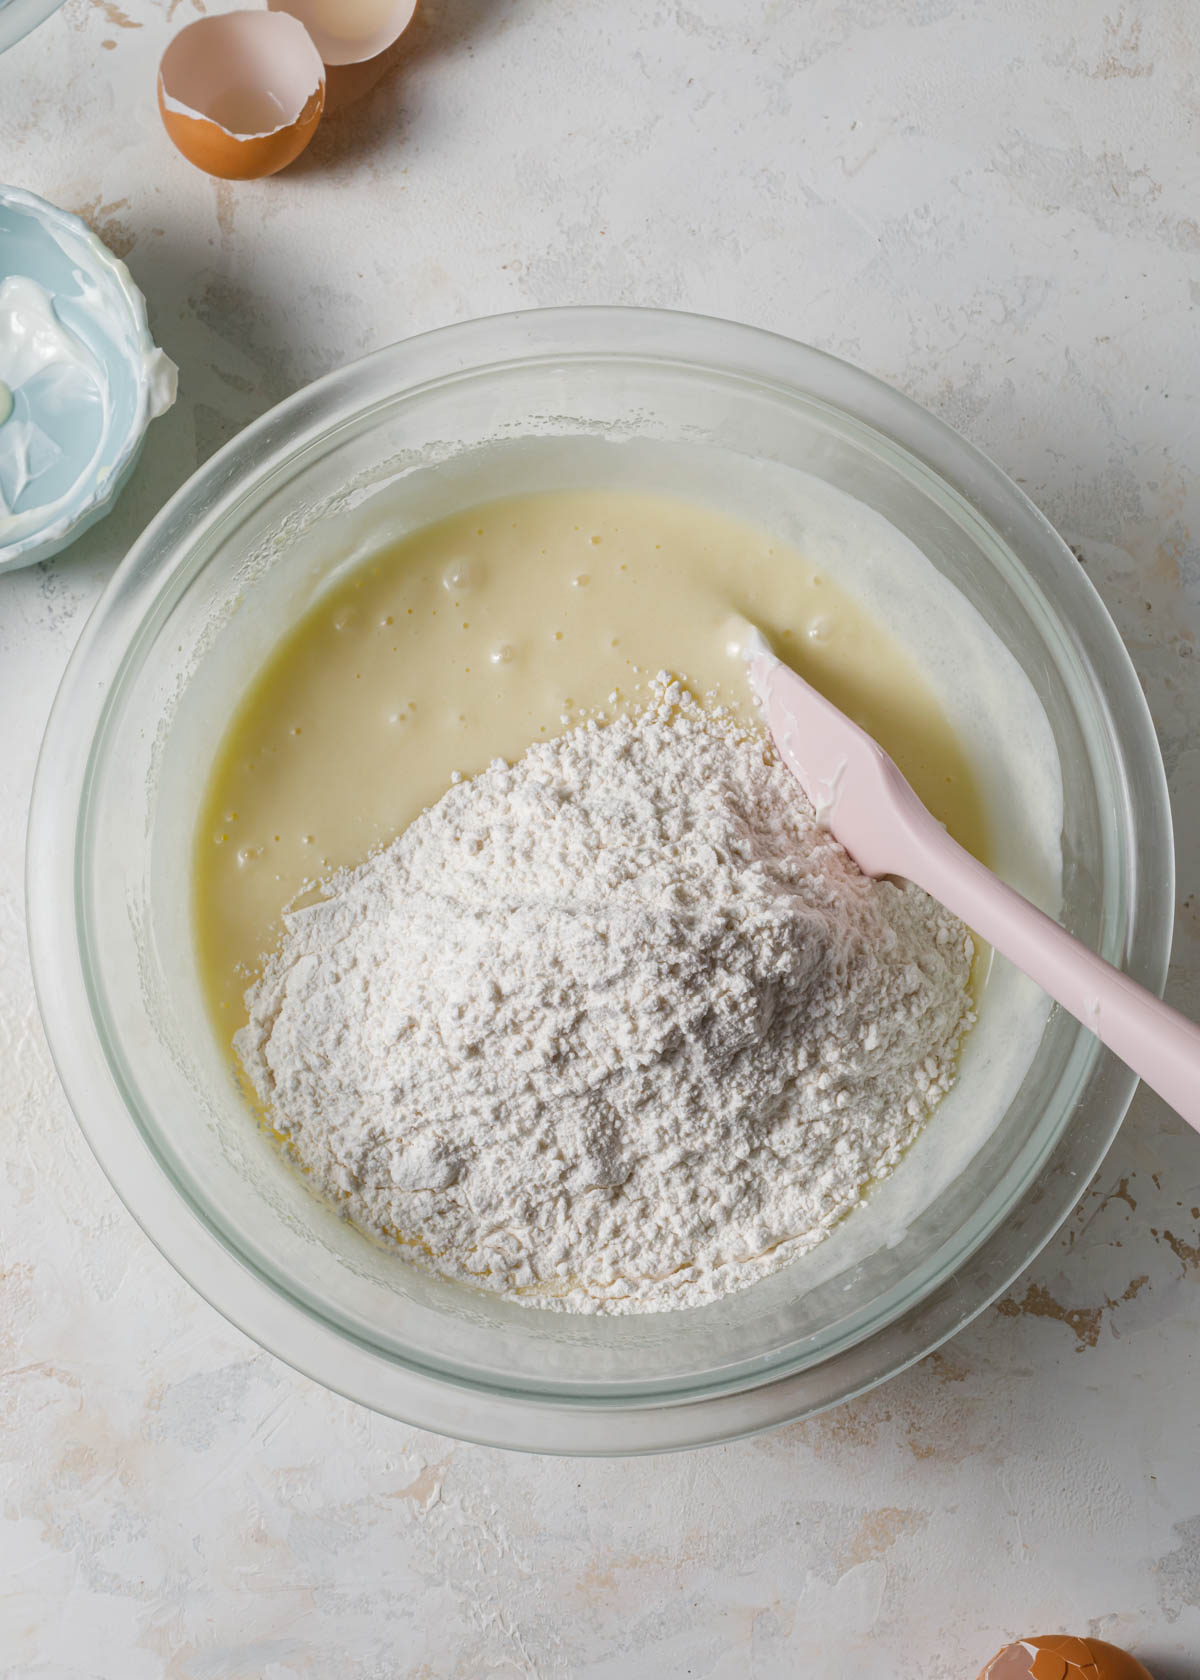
743 625 1200 1126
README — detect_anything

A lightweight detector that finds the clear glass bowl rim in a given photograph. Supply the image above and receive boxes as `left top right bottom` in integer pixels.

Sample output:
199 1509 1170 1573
0 0 67 55
26 306 1174 1454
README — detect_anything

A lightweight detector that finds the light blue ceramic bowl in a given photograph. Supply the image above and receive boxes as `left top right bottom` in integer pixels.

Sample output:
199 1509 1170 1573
0 186 176 572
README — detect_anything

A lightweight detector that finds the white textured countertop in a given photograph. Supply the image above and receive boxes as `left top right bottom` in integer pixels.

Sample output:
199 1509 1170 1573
3 2 1200 1675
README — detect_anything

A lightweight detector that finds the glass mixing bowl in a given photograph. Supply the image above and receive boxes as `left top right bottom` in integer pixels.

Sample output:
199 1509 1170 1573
27 308 1172 1454
0 0 66 55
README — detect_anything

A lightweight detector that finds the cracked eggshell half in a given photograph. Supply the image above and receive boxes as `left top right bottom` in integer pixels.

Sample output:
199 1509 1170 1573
977 1636 1155 1680
158 11 326 180
269 0 418 66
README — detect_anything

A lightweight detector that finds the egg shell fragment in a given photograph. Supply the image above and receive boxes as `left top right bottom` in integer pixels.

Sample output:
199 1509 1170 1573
978 1636 1156 1680
158 11 326 180
270 0 418 67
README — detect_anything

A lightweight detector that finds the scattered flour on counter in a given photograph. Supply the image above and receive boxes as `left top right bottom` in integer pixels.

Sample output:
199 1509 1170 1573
236 675 974 1313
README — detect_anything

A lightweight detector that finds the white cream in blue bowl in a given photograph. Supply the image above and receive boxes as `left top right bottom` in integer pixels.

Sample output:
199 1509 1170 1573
0 186 177 572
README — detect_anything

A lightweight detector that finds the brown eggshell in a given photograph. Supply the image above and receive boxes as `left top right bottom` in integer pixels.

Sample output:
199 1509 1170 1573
322 39 404 116
158 11 326 181
270 0 418 67
977 1635 1156 1680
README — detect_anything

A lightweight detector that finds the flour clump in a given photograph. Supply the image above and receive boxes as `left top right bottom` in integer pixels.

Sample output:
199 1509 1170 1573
236 676 974 1313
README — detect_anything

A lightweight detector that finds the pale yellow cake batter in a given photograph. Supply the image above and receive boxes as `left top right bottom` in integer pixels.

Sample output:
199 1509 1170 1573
195 489 986 1035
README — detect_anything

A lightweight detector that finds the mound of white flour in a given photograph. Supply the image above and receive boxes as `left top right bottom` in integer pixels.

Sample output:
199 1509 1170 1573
236 676 974 1313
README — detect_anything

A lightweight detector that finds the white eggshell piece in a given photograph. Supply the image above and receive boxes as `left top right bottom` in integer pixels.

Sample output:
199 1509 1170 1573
160 10 325 139
270 0 418 67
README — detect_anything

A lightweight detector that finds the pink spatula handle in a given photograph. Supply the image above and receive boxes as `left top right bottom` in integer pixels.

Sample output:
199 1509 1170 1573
895 793 1196 1125
752 644 1192 1126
